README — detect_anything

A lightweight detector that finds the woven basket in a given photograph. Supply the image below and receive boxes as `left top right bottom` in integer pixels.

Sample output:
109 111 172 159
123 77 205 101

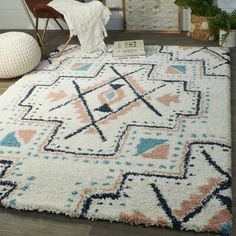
188 14 214 41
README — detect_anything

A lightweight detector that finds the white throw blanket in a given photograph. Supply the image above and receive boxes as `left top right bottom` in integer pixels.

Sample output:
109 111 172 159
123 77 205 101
48 0 111 53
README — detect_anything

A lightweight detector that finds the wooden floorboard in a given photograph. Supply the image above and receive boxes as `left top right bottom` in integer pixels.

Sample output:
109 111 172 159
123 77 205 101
0 30 235 236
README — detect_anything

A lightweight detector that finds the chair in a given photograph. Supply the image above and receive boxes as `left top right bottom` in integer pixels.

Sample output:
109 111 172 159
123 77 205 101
20 0 84 58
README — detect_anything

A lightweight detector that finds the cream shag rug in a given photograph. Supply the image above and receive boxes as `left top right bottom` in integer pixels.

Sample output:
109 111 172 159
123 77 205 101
0 45 232 235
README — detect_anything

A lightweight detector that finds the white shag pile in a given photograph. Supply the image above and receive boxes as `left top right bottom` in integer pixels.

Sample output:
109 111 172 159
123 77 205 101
0 45 232 235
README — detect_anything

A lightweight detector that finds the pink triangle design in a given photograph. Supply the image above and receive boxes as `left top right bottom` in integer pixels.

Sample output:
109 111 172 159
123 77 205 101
143 144 170 159
18 130 37 144
71 63 84 69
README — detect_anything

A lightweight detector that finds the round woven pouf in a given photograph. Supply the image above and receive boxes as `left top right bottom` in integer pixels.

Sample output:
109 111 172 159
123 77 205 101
0 32 41 79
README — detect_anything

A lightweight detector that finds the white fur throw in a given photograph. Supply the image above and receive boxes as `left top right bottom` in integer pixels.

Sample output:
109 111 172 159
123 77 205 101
48 0 111 53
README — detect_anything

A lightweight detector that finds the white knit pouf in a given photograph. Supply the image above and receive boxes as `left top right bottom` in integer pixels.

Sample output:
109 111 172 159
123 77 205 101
0 32 41 79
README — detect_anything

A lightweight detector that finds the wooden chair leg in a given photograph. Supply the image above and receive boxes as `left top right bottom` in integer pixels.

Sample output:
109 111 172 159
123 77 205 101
54 18 64 30
56 35 74 57
20 0 48 58
42 18 49 41
20 0 76 59
35 18 40 44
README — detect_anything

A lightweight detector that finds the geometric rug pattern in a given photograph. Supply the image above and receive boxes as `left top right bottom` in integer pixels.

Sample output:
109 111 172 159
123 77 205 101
0 45 231 235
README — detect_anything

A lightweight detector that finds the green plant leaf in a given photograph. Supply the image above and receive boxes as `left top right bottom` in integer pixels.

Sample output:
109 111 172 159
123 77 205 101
174 0 220 16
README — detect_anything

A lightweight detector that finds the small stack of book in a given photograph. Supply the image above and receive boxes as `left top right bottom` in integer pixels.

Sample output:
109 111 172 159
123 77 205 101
112 40 146 57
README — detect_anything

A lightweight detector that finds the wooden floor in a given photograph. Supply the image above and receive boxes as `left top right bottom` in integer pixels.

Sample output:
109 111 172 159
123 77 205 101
0 30 235 236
